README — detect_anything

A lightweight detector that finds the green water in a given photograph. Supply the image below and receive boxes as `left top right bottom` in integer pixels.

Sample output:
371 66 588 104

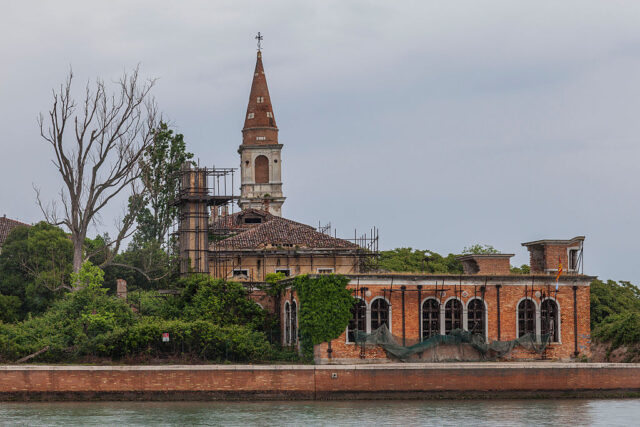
1 399 638 426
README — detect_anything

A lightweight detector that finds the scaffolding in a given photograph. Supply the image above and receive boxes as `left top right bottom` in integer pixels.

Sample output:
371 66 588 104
173 164 238 276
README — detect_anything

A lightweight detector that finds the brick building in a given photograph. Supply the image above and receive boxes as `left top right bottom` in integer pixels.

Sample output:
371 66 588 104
176 49 370 282
177 47 594 362
282 239 593 363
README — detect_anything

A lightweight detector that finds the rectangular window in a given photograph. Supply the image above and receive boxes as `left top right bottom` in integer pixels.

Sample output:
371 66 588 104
317 268 334 274
568 249 579 271
256 96 264 103
256 136 266 141
275 268 291 277
266 111 273 118
247 113 254 119
232 269 249 278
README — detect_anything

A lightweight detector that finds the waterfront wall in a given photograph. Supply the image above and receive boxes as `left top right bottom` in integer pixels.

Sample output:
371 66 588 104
1 363 640 400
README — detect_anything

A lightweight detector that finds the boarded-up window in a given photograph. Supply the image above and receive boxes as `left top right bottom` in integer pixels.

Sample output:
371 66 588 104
255 155 269 183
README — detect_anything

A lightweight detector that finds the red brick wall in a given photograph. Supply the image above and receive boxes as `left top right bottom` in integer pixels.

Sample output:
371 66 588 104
290 279 591 363
474 258 511 275
1 364 639 399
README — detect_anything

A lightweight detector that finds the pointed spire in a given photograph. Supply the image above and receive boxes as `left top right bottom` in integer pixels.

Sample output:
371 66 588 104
242 51 279 146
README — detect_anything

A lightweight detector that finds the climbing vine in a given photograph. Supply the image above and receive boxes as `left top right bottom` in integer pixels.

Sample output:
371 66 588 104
294 274 354 356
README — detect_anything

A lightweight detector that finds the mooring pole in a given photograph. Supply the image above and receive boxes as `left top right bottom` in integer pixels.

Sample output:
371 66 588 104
496 285 502 341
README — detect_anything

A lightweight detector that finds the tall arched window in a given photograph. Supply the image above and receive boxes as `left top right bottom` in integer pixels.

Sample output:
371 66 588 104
255 155 269 184
422 299 440 340
284 301 291 345
541 299 559 342
518 299 536 337
290 300 298 344
445 299 463 334
347 299 367 342
467 299 485 339
370 298 389 331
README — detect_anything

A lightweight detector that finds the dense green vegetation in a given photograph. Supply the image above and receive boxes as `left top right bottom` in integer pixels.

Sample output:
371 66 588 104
0 263 295 363
376 248 463 274
0 222 72 318
294 274 354 357
590 279 640 351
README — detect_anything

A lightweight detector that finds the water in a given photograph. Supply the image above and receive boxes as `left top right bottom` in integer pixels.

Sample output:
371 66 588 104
1 399 639 426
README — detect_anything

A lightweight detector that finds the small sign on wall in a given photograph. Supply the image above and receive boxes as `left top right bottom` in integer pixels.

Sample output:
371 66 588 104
162 332 170 342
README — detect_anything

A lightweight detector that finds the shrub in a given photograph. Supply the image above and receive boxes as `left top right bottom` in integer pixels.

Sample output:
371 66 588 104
594 311 640 348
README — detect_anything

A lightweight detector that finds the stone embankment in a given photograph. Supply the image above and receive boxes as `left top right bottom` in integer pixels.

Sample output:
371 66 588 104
1 363 640 400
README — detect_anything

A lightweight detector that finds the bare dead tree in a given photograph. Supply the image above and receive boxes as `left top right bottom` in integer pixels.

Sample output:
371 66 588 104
36 67 158 279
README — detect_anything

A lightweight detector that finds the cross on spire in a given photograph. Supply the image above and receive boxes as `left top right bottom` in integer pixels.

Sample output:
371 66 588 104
255 32 263 51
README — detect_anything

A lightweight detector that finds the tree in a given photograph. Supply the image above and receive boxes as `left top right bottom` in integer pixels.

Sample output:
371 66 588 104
36 67 158 279
462 244 500 255
0 222 73 314
133 122 193 246
376 248 463 274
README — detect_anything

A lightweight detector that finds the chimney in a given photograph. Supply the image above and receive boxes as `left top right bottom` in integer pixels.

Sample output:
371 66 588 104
116 279 127 300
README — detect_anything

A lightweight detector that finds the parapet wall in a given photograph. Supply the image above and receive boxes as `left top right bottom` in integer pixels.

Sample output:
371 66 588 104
1 363 640 400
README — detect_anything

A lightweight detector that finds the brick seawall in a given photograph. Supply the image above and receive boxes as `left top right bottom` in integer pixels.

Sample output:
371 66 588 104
1 363 640 401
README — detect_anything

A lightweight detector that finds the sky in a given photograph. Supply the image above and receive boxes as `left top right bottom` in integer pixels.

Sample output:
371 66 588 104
1 1 640 282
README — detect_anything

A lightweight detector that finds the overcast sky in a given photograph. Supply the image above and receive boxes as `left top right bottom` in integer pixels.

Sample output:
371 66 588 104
1 1 639 282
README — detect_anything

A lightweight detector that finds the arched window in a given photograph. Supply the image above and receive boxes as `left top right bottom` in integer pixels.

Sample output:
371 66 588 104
518 299 536 337
467 299 485 340
290 300 298 344
422 299 440 340
284 301 291 345
255 155 269 184
370 298 389 331
445 299 463 334
347 299 367 342
541 299 559 342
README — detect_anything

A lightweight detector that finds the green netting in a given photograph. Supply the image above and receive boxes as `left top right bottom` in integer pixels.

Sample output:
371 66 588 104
354 325 550 362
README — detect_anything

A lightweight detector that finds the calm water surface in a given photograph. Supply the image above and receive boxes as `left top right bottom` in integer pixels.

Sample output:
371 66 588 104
1 399 639 426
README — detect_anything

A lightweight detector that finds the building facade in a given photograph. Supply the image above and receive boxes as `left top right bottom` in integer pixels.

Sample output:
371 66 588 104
281 238 593 363
176 47 594 363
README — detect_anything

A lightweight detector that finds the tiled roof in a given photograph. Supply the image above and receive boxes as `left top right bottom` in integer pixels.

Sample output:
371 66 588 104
210 208 274 231
0 216 29 247
212 210 359 250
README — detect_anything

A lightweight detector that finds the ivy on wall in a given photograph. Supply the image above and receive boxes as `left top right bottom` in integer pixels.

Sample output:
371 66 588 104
294 274 354 357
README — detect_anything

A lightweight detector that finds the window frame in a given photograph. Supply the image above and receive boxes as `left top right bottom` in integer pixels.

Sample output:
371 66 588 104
317 268 334 274
290 299 298 345
466 298 487 341
444 298 463 334
346 298 367 344
421 297 441 340
540 298 560 343
517 298 537 338
370 297 391 332
232 269 249 278
283 300 291 346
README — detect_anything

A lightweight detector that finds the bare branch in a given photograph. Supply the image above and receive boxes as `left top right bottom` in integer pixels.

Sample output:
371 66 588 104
35 66 159 277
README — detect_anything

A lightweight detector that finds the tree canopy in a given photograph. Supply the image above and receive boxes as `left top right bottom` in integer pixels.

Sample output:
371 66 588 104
376 248 463 274
133 121 193 246
0 222 73 317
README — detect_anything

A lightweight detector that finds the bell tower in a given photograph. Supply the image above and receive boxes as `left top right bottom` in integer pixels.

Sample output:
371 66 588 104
238 43 285 216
